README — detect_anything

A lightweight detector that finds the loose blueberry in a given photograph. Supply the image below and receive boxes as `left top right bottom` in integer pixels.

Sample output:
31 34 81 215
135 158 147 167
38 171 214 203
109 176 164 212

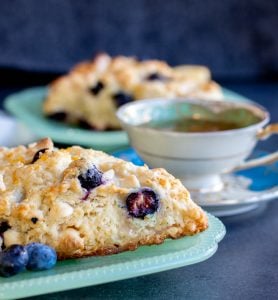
113 92 134 107
26 243 57 271
0 245 29 277
145 72 169 81
126 188 159 219
78 165 103 191
89 81 104 95
32 148 48 163
47 112 67 121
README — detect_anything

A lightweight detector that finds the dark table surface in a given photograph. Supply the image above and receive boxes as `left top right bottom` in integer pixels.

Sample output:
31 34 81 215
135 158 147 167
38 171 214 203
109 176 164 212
0 77 277 300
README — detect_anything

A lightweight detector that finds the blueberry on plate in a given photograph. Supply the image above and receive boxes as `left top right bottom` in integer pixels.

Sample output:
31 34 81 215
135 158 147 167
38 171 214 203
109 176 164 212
126 188 159 219
26 243 57 271
78 165 103 191
0 244 29 277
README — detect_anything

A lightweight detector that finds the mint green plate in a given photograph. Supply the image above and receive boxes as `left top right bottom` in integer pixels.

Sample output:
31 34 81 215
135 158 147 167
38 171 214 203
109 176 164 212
0 214 225 300
4 87 248 152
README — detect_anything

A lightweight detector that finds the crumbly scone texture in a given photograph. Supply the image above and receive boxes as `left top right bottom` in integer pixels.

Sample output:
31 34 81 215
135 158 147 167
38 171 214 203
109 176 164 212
43 53 223 130
0 138 208 259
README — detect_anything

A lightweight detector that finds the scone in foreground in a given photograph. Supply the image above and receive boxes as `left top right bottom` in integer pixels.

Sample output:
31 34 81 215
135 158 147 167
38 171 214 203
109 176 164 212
44 53 223 130
0 138 207 259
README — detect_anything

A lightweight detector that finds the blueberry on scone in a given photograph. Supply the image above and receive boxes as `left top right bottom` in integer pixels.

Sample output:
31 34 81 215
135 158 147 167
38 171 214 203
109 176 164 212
89 81 105 95
145 72 169 81
78 165 103 191
113 92 134 107
47 112 67 121
0 222 10 235
126 188 159 219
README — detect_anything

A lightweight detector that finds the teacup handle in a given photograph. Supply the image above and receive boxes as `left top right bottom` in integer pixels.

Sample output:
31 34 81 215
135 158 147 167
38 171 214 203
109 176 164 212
232 124 278 172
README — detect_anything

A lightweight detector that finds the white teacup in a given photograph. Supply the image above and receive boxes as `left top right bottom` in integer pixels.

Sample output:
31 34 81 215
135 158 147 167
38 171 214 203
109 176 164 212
117 99 278 192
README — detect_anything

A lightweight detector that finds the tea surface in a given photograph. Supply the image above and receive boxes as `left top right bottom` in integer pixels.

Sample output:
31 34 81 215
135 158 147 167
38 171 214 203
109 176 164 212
142 117 244 132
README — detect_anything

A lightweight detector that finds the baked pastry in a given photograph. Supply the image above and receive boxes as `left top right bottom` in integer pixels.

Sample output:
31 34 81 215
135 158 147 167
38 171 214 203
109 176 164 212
0 138 207 259
43 53 223 130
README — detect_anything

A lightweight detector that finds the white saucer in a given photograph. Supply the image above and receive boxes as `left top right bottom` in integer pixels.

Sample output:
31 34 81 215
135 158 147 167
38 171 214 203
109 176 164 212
190 174 278 216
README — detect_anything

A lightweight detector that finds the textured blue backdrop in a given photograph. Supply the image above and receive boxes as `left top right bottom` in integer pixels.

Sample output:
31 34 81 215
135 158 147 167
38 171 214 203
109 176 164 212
0 0 277 79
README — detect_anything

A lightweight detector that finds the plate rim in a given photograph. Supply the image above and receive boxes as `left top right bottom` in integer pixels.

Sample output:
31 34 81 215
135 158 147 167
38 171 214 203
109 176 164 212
0 213 225 300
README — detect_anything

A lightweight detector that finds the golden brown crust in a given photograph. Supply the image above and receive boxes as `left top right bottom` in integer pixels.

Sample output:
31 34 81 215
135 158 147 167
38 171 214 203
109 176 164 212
58 220 208 259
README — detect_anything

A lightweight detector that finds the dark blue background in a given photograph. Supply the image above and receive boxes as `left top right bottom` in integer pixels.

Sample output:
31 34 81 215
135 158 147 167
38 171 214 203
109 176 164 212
0 0 278 79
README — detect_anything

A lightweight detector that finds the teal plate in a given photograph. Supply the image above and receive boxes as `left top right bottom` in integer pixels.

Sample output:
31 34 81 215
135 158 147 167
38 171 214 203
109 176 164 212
0 214 225 300
4 87 248 152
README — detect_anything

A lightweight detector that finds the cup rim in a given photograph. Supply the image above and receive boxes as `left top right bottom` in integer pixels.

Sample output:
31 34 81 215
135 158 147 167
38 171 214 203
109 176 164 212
116 98 270 137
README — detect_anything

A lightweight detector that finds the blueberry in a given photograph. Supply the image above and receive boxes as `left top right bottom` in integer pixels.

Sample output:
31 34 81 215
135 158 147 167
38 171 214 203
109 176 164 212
78 165 103 191
32 148 48 163
0 222 10 234
113 92 134 107
0 245 28 277
78 119 96 130
89 81 104 95
48 112 67 121
145 73 169 81
126 188 159 219
31 217 38 224
26 243 57 271
104 126 118 131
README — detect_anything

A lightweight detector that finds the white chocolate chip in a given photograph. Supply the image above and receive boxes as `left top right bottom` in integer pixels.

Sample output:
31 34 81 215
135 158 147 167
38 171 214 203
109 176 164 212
102 169 115 182
120 174 140 188
11 188 24 203
50 201 73 219
0 172 6 191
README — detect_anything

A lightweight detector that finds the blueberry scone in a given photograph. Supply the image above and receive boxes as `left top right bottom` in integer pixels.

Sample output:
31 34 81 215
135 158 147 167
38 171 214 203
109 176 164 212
0 138 207 259
43 53 223 130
